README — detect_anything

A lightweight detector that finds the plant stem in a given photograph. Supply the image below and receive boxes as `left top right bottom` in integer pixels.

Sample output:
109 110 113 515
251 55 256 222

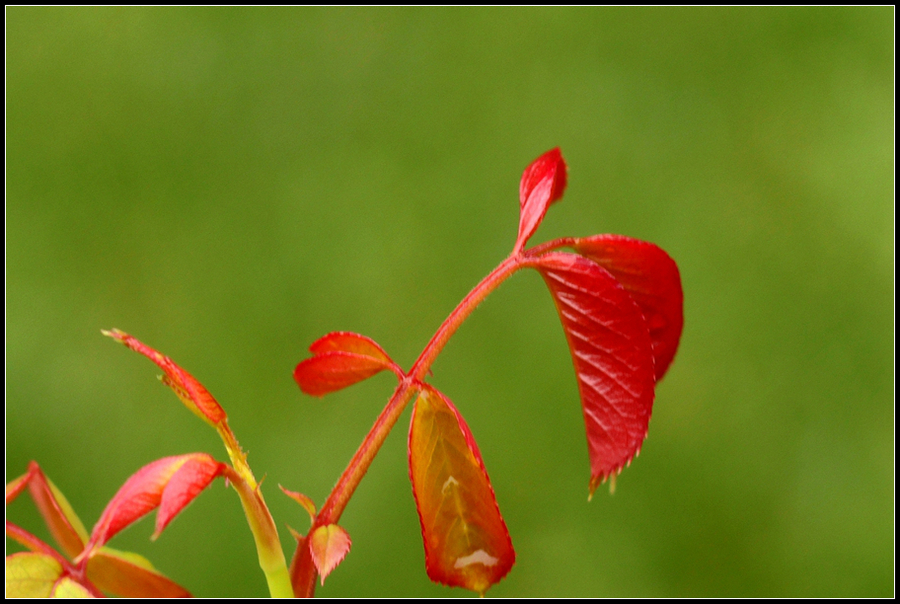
316 380 419 527
410 254 522 380
294 252 526 595
224 467 294 598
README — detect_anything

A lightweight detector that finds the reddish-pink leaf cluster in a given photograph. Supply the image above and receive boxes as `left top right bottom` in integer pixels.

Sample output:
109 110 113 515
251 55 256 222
7 455 227 597
87 454 227 550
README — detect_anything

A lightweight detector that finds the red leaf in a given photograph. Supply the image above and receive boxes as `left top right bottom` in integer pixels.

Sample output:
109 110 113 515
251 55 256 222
88 454 225 551
8 462 89 559
153 457 226 540
408 386 514 595
279 485 317 525
529 252 656 495
103 329 227 427
515 148 568 252
307 331 393 360
308 524 352 585
571 235 683 381
294 331 400 396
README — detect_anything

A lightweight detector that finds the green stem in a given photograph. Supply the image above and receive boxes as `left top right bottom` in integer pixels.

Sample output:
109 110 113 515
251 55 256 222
225 467 293 598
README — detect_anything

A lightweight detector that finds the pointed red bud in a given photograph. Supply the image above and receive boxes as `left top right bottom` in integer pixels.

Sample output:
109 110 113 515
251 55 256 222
103 329 227 427
515 148 568 252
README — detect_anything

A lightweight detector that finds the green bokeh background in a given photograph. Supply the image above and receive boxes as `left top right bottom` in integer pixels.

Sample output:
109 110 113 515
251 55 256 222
6 7 893 597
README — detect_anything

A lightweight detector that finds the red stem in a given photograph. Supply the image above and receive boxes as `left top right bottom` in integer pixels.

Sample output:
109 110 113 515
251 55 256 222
293 253 526 596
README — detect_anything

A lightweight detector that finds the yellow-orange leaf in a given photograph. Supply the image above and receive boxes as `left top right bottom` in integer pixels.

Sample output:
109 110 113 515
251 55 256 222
408 387 514 595
50 576 94 598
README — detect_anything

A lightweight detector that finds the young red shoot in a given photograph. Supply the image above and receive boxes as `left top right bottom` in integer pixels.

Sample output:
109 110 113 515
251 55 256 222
85 453 227 552
291 147 683 595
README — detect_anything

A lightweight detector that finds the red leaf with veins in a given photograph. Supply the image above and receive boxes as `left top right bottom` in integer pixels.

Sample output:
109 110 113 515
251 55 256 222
515 148 568 252
529 252 656 495
294 331 401 396
88 454 225 551
570 235 683 381
408 386 514 595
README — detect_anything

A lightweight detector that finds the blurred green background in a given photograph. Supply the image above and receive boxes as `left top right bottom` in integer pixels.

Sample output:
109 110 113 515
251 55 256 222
6 7 893 597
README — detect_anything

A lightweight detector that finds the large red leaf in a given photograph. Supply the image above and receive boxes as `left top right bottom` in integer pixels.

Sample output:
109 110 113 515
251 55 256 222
515 148 568 252
408 386 514 595
570 235 683 381
294 331 400 396
529 252 656 495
